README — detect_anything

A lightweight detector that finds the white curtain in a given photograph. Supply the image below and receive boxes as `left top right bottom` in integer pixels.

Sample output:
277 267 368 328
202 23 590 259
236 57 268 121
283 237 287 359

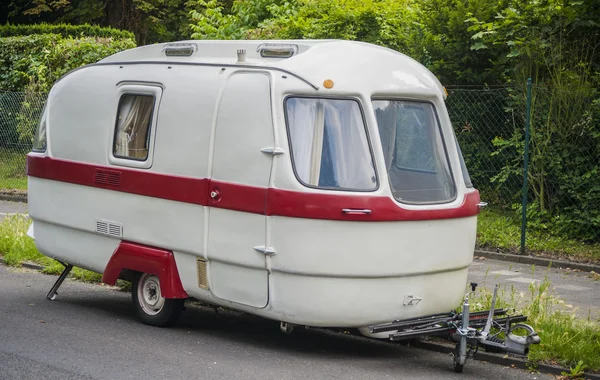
114 95 154 159
287 98 376 190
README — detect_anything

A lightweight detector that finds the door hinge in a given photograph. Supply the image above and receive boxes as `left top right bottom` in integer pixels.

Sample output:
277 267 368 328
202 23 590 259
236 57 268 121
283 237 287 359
254 245 276 255
260 147 284 156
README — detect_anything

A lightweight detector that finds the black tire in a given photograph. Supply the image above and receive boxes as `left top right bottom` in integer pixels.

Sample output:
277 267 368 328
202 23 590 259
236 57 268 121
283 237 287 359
453 344 465 373
131 272 184 327
453 361 464 373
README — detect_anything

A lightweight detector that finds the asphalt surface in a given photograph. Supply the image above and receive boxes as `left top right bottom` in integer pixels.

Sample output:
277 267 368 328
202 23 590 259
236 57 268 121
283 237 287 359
0 265 551 380
0 200 28 220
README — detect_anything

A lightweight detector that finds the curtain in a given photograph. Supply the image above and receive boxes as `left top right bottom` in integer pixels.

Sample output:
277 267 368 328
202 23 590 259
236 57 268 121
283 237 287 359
114 95 154 159
286 97 376 190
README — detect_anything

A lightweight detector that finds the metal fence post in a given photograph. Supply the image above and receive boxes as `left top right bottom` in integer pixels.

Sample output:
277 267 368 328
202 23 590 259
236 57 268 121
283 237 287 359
520 78 533 255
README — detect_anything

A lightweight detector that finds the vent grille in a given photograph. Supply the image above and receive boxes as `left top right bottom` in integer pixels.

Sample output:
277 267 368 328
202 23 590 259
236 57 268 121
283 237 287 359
197 257 209 290
95 219 123 237
94 169 122 186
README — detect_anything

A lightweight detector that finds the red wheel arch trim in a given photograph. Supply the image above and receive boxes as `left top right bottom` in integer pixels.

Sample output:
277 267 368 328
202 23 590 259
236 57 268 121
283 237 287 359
102 241 188 299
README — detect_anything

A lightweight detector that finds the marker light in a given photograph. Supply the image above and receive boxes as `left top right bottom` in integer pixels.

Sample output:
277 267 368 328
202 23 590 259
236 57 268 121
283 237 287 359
257 43 298 58
323 79 334 89
163 43 198 57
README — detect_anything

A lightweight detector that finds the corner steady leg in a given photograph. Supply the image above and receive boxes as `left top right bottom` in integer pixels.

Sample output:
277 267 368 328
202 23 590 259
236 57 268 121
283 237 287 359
46 262 73 301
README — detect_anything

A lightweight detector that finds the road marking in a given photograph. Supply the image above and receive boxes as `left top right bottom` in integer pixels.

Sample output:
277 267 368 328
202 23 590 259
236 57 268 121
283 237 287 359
553 284 590 291
506 277 540 284
489 270 521 276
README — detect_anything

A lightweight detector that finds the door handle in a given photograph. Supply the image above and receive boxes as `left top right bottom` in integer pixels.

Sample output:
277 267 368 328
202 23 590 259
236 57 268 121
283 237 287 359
342 208 372 215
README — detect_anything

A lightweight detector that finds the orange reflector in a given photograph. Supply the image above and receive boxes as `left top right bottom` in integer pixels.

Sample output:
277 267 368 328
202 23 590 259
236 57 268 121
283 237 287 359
323 79 334 89
443 86 449 97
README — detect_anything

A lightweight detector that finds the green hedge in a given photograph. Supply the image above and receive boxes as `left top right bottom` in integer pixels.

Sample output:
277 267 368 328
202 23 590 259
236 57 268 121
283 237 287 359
0 32 136 147
0 23 135 40
0 33 136 92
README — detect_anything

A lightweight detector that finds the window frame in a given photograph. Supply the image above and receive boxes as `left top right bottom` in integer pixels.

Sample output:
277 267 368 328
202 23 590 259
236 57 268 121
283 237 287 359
282 95 380 193
371 97 458 205
108 84 162 169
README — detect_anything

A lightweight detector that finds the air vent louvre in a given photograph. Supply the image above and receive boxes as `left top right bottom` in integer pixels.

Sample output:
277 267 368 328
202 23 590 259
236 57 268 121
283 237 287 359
197 257 209 290
95 219 122 237
96 220 109 234
94 169 121 186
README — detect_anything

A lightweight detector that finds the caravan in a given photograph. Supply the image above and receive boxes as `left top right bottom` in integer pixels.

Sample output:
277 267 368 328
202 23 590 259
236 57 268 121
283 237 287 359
26 39 538 371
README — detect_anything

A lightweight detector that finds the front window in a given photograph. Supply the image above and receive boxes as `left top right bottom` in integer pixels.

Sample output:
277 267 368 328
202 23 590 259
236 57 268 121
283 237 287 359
285 97 377 191
32 102 48 152
373 100 456 203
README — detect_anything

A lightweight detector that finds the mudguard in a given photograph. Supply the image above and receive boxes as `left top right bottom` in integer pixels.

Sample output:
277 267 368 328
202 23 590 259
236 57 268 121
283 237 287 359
102 241 188 299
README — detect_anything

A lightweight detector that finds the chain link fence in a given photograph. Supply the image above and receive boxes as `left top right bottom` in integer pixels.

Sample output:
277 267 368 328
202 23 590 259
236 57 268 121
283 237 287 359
447 83 600 246
0 91 47 195
1 84 599 246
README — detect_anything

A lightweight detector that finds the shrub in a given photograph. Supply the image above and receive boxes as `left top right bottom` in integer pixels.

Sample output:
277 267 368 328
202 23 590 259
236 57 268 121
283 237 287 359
0 22 135 40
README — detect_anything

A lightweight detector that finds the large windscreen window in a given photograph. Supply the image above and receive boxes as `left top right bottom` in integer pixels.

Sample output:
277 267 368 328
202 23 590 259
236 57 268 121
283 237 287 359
373 100 456 203
285 97 377 191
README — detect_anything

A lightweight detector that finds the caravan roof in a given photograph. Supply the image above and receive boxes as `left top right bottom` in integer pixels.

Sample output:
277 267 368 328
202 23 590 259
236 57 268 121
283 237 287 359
96 39 446 99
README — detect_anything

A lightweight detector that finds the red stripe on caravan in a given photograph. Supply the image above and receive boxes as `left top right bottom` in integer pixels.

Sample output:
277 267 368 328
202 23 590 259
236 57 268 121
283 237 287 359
27 155 481 221
208 180 267 214
27 155 209 205
102 241 188 298
267 188 480 221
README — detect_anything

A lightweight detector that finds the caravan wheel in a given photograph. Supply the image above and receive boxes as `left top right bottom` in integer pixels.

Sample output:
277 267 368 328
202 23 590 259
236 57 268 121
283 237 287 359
132 272 184 327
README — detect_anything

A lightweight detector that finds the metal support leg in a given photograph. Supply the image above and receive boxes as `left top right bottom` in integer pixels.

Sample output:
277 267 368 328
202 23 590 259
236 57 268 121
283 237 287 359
46 263 73 301
454 295 470 372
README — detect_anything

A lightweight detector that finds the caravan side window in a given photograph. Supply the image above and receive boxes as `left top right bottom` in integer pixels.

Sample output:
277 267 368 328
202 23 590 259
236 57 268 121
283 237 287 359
284 97 377 191
112 94 155 161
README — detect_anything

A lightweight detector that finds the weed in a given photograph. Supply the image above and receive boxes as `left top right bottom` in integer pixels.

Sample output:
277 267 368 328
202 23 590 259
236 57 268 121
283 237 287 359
559 360 588 379
469 273 600 372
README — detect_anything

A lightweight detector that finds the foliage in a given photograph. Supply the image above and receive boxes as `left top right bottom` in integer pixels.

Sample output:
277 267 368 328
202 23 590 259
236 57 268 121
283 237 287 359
0 33 135 145
465 0 600 242
190 0 420 55
476 209 600 262
190 0 286 40
0 149 28 190
0 22 135 39
0 33 136 92
413 0 507 85
470 276 600 372
3 0 204 45
0 214 48 267
0 214 102 283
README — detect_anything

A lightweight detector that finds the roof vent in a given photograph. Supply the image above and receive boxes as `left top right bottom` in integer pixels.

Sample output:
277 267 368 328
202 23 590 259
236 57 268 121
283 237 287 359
163 43 197 57
257 43 298 58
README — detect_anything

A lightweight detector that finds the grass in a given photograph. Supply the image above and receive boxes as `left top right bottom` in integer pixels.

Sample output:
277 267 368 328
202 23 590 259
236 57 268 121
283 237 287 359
0 213 102 282
0 148 28 190
476 209 600 263
468 270 600 374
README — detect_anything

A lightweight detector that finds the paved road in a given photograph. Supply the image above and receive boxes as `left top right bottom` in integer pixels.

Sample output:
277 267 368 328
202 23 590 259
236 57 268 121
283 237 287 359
0 265 549 380
0 200 28 221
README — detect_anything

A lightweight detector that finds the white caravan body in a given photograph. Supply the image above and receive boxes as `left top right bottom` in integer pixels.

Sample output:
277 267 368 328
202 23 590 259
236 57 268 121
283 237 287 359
26 39 481 336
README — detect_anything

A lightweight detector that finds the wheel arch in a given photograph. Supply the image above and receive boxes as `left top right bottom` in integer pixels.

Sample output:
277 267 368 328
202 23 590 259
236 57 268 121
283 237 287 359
102 241 188 299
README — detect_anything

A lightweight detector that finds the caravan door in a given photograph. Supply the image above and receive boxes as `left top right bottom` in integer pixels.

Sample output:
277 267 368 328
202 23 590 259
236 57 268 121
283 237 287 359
206 71 274 308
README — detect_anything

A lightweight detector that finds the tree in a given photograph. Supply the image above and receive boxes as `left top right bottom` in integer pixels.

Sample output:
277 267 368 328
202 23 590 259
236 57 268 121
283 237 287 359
2 0 202 44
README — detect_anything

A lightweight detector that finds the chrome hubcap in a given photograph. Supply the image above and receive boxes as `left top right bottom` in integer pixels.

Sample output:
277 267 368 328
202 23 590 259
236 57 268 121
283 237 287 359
137 273 165 316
